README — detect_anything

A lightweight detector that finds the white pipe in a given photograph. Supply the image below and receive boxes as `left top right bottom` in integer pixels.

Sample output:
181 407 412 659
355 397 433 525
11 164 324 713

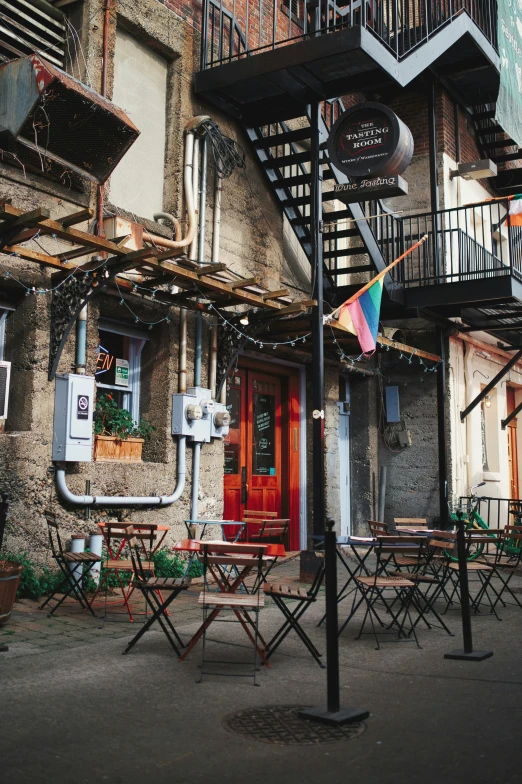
179 308 187 394
153 212 182 241
88 532 103 584
69 534 85 594
191 441 201 520
189 137 199 261
212 176 222 264
56 437 186 506
464 342 475 491
209 323 218 399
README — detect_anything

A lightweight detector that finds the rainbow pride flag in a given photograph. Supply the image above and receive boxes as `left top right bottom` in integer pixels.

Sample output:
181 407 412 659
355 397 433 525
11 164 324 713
338 276 384 355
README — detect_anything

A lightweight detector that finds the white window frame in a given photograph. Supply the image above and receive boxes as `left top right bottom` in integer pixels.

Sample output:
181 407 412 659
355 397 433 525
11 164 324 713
97 318 147 424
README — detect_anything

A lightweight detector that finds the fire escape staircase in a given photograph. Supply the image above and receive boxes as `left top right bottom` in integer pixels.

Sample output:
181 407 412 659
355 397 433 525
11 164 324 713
195 0 507 313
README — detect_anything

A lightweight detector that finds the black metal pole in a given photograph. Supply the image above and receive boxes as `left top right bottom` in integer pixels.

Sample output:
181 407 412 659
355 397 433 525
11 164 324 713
325 518 340 713
299 516 369 725
445 510 493 661
461 350 522 422
310 101 325 538
436 327 448 528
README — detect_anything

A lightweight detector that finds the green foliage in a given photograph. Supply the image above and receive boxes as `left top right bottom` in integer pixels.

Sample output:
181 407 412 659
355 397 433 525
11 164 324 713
152 548 202 578
0 552 63 600
94 393 154 440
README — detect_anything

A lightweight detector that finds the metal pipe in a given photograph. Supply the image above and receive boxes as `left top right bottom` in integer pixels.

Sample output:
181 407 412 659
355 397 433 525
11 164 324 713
209 323 218 398
153 212 182 241
195 138 208 387
56 437 186 506
191 441 201 519
75 304 87 374
189 137 200 261
212 176 222 264
179 308 187 394
436 327 449 526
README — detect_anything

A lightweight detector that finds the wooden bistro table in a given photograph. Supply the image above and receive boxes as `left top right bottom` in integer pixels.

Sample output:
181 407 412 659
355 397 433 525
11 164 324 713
173 539 286 664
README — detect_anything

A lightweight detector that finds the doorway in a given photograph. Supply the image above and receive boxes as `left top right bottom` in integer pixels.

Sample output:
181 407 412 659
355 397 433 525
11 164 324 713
507 387 519 500
223 359 301 550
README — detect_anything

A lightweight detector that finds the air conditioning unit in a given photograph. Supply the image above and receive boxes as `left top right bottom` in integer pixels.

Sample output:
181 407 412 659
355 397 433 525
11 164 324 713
0 55 140 185
0 361 11 419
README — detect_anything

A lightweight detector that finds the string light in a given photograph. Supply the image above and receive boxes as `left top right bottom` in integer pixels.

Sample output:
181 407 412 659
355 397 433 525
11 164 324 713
206 302 312 348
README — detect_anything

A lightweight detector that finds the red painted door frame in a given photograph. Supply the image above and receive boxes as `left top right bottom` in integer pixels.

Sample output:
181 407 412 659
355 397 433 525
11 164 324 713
223 358 301 550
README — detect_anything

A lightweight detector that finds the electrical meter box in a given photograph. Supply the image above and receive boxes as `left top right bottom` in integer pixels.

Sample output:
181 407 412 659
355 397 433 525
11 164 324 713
52 374 95 462
385 385 401 423
172 389 209 442
211 402 231 439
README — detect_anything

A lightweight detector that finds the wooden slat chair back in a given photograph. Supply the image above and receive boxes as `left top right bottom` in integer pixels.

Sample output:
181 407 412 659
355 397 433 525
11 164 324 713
40 511 101 617
394 518 428 529
248 519 290 545
263 558 325 666
368 520 389 537
122 525 191 657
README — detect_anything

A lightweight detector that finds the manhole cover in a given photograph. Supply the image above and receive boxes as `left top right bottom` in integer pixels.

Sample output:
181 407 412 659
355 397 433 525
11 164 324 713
223 705 367 746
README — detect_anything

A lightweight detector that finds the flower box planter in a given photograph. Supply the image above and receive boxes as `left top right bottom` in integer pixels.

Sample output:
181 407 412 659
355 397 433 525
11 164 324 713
0 560 23 625
94 435 144 462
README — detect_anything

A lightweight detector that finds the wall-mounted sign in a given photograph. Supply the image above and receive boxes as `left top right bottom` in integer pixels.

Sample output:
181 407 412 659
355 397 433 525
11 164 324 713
327 102 414 179
115 358 129 387
333 174 408 203
77 394 89 420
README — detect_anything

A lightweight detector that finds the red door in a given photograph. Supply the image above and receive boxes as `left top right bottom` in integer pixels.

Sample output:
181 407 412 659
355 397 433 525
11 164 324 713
223 362 300 549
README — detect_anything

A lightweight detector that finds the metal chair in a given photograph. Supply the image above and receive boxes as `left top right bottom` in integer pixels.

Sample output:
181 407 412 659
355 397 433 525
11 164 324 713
122 527 191 656
263 559 325 666
40 513 101 617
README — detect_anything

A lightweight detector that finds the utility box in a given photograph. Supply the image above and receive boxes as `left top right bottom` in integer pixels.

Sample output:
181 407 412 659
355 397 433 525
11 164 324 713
172 390 208 442
385 385 401 423
52 374 95 462
211 402 231 439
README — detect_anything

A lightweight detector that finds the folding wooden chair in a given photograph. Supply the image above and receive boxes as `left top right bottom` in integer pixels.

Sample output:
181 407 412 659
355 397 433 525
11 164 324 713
122 527 191 656
475 525 522 614
185 542 268 684
369 520 423 571
443 531 500 619
263 559 325 666
90 523 157 621
368 520 389 537
352 536 425 650
39 513 101 617
248 519 290 545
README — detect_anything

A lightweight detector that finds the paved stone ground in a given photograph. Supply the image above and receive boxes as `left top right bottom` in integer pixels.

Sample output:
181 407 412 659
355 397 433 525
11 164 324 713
2 553 522 784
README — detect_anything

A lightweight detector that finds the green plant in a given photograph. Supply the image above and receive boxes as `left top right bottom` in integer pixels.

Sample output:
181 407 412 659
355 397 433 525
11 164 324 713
0 552 63 600
152 548 202 579
94 393 154 440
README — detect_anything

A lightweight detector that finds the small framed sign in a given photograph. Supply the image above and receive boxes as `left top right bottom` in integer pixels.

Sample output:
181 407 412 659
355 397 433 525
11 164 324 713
77 394 89 420
115 358 129 387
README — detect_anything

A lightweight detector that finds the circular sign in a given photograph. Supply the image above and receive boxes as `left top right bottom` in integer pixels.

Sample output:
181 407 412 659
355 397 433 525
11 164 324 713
327 102 414 179
78 396 88 411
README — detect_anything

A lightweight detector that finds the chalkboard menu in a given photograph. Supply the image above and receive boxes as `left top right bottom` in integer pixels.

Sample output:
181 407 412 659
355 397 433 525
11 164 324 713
224 387 240 475
253 393 276 476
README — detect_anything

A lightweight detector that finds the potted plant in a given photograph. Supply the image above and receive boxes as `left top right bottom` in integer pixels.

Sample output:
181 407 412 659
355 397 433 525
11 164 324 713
0 559 23 625
93 393 154 462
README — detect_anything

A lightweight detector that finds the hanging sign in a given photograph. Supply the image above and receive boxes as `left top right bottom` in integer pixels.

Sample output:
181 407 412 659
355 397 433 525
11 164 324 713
495 0 522 148
115 358 129 387
333 174 408 203
327 102 414 180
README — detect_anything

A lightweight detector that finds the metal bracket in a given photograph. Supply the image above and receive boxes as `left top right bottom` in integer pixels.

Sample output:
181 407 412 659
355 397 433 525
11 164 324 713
460 349 522 421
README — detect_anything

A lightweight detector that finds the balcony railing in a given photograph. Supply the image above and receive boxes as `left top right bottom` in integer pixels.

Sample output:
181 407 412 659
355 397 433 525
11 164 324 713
201 0 498 69
390 199 522 288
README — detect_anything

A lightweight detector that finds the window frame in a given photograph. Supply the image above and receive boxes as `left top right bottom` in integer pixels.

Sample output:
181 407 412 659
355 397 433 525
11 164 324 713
96 318 147 424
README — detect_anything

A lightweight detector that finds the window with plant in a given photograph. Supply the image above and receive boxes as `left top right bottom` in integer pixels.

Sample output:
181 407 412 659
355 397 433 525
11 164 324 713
94 393 154 440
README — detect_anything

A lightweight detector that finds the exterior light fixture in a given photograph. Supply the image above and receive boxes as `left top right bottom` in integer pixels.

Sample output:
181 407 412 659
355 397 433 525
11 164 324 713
240 313 249 326
485 394 492 408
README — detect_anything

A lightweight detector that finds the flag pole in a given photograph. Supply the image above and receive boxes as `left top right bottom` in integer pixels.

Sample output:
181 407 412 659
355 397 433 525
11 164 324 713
328 234 429 320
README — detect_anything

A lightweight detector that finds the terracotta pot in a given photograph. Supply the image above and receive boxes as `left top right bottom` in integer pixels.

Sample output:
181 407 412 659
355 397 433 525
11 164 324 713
94 435 144 462
0 560 23 625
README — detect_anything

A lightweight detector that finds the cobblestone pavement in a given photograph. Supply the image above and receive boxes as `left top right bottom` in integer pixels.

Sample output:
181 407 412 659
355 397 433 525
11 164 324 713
0 552 303 658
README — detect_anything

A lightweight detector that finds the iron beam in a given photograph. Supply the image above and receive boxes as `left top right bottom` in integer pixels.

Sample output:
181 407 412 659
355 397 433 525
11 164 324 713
502 399 522 430
460 350 522 421
436 327 448 526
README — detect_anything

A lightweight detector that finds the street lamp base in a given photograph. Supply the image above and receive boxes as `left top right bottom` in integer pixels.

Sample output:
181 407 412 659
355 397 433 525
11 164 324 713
299 706 369 726
444 648 493 661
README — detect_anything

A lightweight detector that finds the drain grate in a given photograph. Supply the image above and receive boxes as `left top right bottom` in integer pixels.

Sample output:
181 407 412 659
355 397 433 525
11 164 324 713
223 705 367 746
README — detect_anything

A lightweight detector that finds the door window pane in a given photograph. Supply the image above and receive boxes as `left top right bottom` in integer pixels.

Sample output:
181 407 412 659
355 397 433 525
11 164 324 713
224 387 241 475
252 392 276 475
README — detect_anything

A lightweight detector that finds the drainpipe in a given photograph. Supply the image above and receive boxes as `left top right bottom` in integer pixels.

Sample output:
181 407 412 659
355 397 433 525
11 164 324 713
152 212 182 241
75 305 87 374
191 137 207 520
209 170 222 400
179 308 187 394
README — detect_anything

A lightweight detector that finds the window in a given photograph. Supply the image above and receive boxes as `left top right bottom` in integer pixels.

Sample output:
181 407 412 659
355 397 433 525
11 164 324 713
95 320 146 424
0 0 66 68
109 28 168 220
